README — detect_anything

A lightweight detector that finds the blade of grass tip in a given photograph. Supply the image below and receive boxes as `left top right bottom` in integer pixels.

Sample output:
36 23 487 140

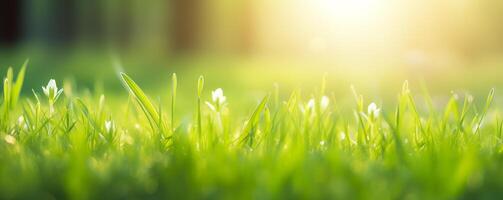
350 85 363 112
442 94 459 133
351 85 367 144
419 79 440 121
157 99 166 138
197 75 204 138
285 89 300 127
126 85 158 134
475 88 495 134
3 68 13 109
3 78 10 109
484 88 495 116
171 73 177 133
259 106 271 146
22 104 35 132
286 89 298 113
75 98 99 131
6 67 13 84
11 60 27 108
31 89 41 128
2 84 11 125
120 73 160 128
458 93 473 133
240 94 269 147
406 88 425 135
0 78 8 128
382 105 405 163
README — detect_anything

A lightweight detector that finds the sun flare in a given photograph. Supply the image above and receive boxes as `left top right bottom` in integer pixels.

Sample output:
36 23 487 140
315 0 382 24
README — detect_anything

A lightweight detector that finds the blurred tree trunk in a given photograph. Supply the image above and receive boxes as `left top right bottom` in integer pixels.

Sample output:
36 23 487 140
0 0 23 46
238 0 254 54
50 0 78 46
171 0 201 54
77 0 105 47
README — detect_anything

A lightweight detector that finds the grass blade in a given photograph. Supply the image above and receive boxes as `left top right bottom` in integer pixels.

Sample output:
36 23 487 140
11 60 28 108
240 94 269 147
120 73 160 128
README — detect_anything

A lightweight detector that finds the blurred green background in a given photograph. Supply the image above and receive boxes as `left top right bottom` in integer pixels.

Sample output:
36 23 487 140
1 0 503 99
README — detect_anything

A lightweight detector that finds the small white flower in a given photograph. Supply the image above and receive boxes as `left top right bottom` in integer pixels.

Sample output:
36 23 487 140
319 140 326 146
17 116 24 125
211 88 226 104
207 88 227 112
467 95 474 103
306 96 329 112
339 132 346 140
4 135 16 145
307 98 315 110
17 116 29 130
42 79 63 103
367 102 380 118
320 96 329 111
105 120 114 133
452 93 459 100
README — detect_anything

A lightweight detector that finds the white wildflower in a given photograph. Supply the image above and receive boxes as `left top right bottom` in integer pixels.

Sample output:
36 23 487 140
307 98 315 110
4 135 16 145
306 96 329 112
42 79 63 103
320 96 329 111
467 95 474 103
17 116 24 126
367 102 380 118
449 91 458 100
211 88 226 104
207 88 227 112
339 132 346 140
105 120 114 133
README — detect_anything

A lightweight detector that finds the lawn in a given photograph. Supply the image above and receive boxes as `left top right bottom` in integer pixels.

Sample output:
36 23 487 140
1 59 503 200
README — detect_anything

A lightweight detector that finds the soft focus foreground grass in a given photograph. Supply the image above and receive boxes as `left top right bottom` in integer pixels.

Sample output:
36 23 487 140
1 59 503 199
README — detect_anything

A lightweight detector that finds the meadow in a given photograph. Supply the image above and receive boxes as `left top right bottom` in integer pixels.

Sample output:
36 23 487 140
1 59 503 200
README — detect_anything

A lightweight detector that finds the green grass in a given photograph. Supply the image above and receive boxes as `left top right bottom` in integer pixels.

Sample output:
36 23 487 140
1 63 503 200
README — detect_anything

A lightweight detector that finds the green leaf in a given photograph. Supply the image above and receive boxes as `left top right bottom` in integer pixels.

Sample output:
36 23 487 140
11 60 28 108
241 95 269 147
197 75 204 98
171 73 177 132
196 75 204 137
3 76 11 110
474 88 495 134
120 73 160 128
75 98 99 131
